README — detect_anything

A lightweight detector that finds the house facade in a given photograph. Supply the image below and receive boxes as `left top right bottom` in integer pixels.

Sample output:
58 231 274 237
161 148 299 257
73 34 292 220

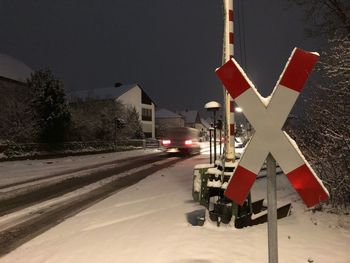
117 85 155 138
70 84 156 138
0 54 33 142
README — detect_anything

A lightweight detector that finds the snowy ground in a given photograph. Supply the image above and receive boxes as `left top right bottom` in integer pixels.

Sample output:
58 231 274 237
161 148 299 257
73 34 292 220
1 150 350 263
0 142 214 187
0 148 162 187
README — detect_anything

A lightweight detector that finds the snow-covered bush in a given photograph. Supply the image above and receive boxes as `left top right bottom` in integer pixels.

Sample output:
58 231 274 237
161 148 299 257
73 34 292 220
287 34 350 208
68 99 143 142
28 69 71 143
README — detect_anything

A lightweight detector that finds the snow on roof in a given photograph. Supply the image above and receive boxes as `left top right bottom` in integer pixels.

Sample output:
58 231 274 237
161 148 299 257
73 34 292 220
156 109 182 119
205 117 213 126
178 110 199 124
200 118 210 128
68 84 137 102
0 53 33 82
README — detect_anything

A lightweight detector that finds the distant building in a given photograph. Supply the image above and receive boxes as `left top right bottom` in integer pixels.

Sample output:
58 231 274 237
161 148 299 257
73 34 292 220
200 118 211 130
0 54 33 141
155 109 185 138
0 53 32 83
69 84 156 138
177 110 209 131
177 110 211 140
156 109 185 128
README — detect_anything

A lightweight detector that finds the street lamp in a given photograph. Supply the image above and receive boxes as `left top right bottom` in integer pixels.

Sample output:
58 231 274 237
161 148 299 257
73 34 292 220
205 101 221 163
235 107 243 113
114 117 125 151
234 106 249 141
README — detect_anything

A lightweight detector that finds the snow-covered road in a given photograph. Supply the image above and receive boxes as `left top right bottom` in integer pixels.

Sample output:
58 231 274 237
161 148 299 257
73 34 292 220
1 152 349 263
0 149 163 188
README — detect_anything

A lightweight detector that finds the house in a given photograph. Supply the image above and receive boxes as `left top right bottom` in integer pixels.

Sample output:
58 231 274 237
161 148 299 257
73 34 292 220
0 53 32 83
177 110 209 131
155 108 185 138
155 109 185 128
0 54 33 141
200 117 211 130
69 84 156 138
177 110 212 140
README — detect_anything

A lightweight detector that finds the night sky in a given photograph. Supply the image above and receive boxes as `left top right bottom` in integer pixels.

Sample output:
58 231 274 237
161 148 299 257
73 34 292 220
0 0 323 112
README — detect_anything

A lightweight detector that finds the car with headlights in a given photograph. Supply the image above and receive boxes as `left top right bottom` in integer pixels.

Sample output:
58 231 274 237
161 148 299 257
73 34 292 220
161 127 201 155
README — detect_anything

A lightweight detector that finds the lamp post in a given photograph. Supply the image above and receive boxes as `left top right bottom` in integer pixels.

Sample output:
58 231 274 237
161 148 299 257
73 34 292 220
217 119 223 155
209 126 214 164
114 117 117 151
114 117 125 151
205 101 221 164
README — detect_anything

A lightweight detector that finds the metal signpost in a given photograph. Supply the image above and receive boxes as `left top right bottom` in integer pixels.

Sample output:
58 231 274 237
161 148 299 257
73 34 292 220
216 48 330 262
267 153 278 263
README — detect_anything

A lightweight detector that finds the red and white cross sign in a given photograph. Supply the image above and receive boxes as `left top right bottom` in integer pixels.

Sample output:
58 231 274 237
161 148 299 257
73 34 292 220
216 48 329 208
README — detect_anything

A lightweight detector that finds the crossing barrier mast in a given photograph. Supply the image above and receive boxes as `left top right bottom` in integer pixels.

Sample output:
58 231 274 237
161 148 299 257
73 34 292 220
223 0 235 161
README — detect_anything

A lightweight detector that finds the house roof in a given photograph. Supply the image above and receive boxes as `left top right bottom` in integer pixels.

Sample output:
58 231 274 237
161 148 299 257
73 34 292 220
205 117 214 126
178 110 199 124
156 109 182 119
200 118 210 129
69 84 155 105
69 84 135 101
0 53 32 82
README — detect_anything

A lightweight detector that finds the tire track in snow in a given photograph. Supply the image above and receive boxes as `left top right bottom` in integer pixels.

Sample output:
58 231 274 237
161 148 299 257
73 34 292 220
76 192 179 217
82 203 183 231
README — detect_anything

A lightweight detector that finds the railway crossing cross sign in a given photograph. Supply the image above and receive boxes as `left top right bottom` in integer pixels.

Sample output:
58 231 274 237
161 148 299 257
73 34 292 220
216 48 329 207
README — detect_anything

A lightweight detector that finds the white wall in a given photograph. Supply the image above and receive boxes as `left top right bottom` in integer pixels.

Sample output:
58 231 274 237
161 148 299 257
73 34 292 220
118 86 141 114
118 86 155 138
141 103 155 138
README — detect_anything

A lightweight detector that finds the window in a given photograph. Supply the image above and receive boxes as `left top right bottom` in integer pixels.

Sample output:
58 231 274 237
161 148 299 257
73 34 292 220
144 132 152 138
142 108 152 121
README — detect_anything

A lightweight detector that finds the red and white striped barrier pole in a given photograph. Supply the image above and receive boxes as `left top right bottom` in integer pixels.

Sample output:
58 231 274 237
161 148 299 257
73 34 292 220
223 0 235 161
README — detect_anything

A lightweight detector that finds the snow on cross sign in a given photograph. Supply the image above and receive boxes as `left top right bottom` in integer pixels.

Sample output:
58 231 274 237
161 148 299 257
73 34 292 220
216 48 329 208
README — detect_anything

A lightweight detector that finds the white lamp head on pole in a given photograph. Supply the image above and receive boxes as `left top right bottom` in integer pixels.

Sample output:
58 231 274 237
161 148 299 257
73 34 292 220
204 101 221 111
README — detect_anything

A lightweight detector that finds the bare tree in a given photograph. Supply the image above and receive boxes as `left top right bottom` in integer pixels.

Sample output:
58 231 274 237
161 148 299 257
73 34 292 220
288 0 350 37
